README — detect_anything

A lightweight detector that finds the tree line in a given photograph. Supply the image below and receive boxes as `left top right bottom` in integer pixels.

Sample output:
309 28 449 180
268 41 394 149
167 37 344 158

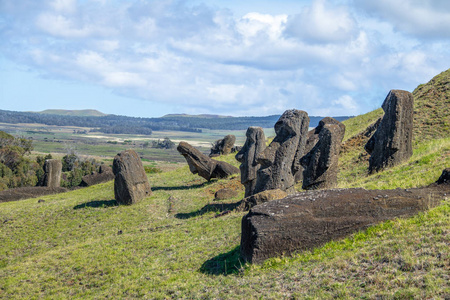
0 130 106 191
0 109 351 134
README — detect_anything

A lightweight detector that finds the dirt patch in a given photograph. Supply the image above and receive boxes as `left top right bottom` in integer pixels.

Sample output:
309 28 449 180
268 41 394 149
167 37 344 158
0 187 68 203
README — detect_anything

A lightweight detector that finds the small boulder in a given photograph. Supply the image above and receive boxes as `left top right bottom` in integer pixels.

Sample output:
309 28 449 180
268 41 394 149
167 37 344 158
436 168 450 184
113 150 152 205
239 189 287 211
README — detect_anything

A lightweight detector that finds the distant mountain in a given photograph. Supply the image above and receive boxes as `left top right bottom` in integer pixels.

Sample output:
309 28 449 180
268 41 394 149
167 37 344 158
37 109 107 117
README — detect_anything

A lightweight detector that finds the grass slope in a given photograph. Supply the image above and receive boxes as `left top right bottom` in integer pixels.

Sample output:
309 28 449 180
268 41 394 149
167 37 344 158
412 68 450 142
0 150 448 299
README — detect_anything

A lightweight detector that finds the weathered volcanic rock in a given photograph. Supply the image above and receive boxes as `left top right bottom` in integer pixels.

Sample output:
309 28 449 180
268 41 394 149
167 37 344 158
301 118 345 190
239 189 288 211
177 142 239 181
113 150 152 205
436 168 450 184
241 184 450 264
235 127 266 197
254 110 310 194
42 159 62 188
210 135 236 157
80 170 114 187
365 90 414 173
99 165 113 174
295 117 344 183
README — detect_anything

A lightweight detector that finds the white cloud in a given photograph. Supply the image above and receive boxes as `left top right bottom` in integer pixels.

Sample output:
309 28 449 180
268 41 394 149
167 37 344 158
333 95 357 111
49 0 77 14
357 0 450 39
284 0 357 44
0 0 449 117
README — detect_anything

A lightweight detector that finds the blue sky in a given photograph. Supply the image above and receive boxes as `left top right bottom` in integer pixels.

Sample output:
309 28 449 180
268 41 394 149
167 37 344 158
1 0 449 118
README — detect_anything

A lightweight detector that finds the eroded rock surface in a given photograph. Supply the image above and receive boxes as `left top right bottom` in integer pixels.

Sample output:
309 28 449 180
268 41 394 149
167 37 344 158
301 118 345 190
235 127 266 197
241 182 449 264
80 170 114 187
210 135 236 157
365 90 414 173
42 159 62 188
239 189 288 211
113 150 151 205
254 110 309 194
177 142 239 181
437 168 450 184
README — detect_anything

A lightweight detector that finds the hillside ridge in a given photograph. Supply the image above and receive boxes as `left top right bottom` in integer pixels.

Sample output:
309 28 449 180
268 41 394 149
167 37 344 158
36 109 108 117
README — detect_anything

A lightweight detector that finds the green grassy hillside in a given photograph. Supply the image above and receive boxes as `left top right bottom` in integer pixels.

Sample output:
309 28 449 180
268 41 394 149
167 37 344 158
1 70 449 298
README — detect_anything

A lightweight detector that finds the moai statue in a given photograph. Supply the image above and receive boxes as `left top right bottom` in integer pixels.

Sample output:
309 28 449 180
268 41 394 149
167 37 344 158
365 90 414 173
235 127 266 197
210 135 236 157
113 150 152 205
301 117 345 190
253 109 310 194
42 159 62 188
177 142 239 181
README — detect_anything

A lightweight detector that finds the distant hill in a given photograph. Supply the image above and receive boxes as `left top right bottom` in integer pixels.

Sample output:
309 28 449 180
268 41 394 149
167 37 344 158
37 109 107 117
162 114 233 119
0 108 351 134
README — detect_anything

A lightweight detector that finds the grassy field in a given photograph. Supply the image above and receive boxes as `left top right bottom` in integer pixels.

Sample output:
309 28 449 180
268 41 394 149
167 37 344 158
0 122 275 163
0 137 449 298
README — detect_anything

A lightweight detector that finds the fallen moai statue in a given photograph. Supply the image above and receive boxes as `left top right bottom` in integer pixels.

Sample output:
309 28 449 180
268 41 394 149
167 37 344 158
235 127 266 197
300 117 345 190
254 109 310 195
210 135 236 157
365 90 414 173
177 141 239 181
42 159 62 188
113 150 152 205
241 170 450 263
80 165 114 187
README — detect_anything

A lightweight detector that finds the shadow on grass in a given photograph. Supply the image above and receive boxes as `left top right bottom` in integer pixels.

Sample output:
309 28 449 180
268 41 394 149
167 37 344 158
152 180 215 192
73 199 118 209
175 200 242 219
200 245 244 276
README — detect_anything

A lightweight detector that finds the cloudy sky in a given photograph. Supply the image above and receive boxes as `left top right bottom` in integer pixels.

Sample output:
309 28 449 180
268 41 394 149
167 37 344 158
1 0 449 118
